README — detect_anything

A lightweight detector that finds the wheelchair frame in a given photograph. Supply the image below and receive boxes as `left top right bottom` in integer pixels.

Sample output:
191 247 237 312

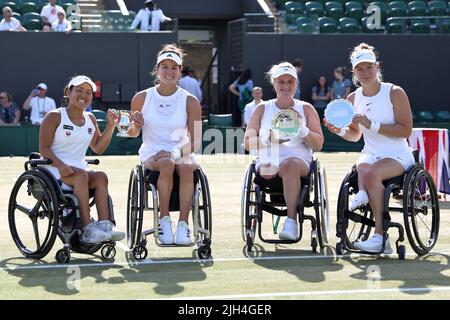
335 159 440 260
241 158 330 252
8 154 117 264
126 164 212 260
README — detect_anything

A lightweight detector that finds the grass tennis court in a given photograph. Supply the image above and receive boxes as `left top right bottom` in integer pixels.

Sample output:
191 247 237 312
1 153 449 300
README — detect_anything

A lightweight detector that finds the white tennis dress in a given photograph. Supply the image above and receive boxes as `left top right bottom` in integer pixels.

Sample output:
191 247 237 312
45 107 95 180
138 86 193 164
354 82 414 170
257 99 313 170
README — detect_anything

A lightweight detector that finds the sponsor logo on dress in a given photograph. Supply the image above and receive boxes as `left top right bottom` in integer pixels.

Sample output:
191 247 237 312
63 124 74 130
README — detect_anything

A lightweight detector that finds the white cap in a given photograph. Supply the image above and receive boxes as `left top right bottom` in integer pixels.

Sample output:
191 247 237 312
68 75 97 92
271 65 298 81
37 83 47 90
351 50 377 69
145 0 153 3
157 51 182 66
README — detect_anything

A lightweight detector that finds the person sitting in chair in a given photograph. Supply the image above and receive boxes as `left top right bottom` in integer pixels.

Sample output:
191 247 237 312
244 62 324 240
39 75 125 244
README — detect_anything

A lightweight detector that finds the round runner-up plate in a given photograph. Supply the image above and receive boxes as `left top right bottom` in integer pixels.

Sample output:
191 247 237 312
324 99 354 128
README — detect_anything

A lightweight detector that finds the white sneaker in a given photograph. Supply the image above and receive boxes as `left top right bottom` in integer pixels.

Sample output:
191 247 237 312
350 190 369 211
279 218 299 240
95 220 126 241
354 234 393 254
175 221 192 245
158 216 174 244
81 222 112 244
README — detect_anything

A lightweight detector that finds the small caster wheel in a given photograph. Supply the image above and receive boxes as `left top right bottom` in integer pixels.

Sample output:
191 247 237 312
398 245 406 260
56 249 71 264
311 237 318 253
197 245 212 260
133 245 148 260
336 242 344 255
101 245 116 260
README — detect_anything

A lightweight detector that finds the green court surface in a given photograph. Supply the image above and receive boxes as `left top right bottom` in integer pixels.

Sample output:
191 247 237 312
0 154 449 300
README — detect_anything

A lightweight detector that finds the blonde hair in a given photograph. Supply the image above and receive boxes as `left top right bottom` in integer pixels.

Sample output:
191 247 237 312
350 42 383 87
265 61 296 85
151 43 185 84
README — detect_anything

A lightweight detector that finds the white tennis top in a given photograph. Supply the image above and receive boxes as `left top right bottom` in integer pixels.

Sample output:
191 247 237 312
50 107 95 169
354 82 412 158
138 86 190 162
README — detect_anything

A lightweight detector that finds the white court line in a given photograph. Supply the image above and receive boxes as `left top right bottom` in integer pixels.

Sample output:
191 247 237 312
160 286 450 300
1 250 448 272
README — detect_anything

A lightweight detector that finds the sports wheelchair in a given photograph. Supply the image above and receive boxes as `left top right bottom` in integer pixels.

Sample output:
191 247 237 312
335 151 440 260
8 153 117 264
126 164 212 260
241 158 330 252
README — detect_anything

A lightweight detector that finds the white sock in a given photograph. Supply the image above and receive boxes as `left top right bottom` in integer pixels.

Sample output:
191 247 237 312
285 217 297 225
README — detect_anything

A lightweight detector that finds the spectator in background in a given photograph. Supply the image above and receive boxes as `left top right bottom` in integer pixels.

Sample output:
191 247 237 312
42 22 53 32
229 68 253 127
52 11 72 32
243 87 264 127
331 66 352 100
131 0 172 32
0 6 26 32
0 92 21 125
311 75 331 119
178 67 203 103
23 83 56 125
41 0 65 24
292 59 304 100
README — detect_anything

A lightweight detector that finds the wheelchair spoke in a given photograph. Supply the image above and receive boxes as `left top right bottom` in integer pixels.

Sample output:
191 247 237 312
31 218 41 251
16 204 32 217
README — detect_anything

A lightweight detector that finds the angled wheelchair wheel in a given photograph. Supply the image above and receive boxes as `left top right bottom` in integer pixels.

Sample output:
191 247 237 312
403 167 439 255
196 167 212 255
336 172 372 250
314 162 330 248
126 165 145 249
8 170 59 260
241 164 258 251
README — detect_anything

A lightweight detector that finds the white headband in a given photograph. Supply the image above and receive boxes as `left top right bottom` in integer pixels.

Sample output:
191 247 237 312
271 65 298 81
351 50 377 69
157 52 182 65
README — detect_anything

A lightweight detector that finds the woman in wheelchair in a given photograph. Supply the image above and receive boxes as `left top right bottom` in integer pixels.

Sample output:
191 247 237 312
324 43 415 254
126 44 202 245
39 75 125 244
244 62 324 241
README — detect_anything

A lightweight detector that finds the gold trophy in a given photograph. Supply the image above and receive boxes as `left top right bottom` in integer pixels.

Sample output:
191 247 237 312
113 110 132 137
271 109 302 140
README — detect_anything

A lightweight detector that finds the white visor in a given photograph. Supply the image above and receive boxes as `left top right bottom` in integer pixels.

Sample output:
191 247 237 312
351 50 377 69
157 52 183 66
271 65 298 81
68 75 97 92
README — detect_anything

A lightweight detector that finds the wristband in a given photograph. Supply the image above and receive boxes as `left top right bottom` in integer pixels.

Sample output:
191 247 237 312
296 125 310 139
370 120 381 133
171 148 182 160
336 127 347 137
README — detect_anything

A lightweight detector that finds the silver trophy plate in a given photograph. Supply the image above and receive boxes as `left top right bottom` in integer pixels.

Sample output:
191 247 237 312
271 109 302 140
113 110 132 137
324 99 354 128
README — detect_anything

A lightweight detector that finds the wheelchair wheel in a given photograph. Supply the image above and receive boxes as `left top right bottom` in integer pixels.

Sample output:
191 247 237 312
241 164 258 250
127 165 144 249
336 172 372 249
8 170 59 260
314 162 330 248
197 168 212 251
403 168 439 255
